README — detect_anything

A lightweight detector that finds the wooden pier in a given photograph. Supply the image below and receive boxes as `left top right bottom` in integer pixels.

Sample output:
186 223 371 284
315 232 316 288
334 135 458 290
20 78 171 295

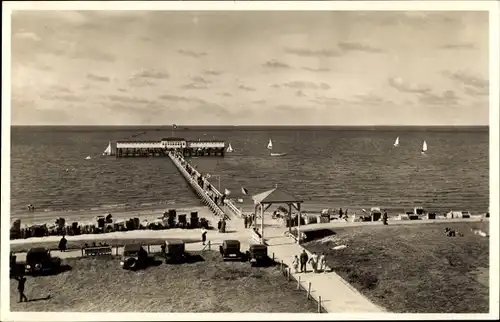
168 152 242 220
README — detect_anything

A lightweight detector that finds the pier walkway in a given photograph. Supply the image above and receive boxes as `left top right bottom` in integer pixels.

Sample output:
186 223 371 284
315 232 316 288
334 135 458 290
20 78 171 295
168 152 243 227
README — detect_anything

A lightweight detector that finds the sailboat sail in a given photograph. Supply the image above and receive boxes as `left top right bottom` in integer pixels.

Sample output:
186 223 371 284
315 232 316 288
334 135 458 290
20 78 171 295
267 139 273 150
226 143 233 153
394 137 399 147
102 142 112 156
422 141 428 153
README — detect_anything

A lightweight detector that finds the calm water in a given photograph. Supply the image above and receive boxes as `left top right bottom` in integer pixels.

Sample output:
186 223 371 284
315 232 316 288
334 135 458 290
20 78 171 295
10 126 489 221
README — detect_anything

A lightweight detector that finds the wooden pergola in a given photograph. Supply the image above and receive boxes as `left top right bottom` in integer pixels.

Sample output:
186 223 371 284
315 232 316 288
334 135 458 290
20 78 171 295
252 185 303 244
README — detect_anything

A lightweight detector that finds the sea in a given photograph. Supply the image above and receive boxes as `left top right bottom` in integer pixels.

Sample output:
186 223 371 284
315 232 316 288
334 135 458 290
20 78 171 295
10 126 489 224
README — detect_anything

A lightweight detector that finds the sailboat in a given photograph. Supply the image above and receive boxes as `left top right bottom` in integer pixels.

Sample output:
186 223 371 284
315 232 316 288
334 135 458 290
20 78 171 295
421 141 428 154
102 141 112 156
85 156 92 160
267 138 273 150
267 138 286 157
226 143 234 153
393 137 400 147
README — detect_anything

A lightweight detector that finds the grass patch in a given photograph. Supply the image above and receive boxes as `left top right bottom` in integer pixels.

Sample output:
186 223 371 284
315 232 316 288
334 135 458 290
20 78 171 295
10 251 317 313
11 238 201 253
304 221 490 313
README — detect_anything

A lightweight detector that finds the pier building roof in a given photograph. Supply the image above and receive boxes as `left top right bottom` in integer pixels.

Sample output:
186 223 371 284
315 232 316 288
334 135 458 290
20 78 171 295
161 137 186 141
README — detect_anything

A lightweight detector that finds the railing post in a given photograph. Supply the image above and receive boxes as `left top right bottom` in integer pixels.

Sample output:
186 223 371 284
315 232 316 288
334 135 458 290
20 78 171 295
318 296 322 313
208 240 211 251
297 275 301 290
307 282 311 300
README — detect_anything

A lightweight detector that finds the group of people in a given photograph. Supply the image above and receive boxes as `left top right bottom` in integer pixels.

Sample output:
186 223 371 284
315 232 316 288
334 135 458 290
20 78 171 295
243 213 256 228
292 250 327 274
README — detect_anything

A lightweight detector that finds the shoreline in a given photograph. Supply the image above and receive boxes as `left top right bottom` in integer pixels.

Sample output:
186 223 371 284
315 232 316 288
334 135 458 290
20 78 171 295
10 214 488 246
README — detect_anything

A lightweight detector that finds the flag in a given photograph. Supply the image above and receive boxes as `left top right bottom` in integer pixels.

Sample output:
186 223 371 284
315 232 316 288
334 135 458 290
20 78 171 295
224 188 231 196
241 187 249 195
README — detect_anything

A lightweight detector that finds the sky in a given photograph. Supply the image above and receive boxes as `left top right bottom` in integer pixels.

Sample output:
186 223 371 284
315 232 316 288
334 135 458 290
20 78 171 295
10 10 490 126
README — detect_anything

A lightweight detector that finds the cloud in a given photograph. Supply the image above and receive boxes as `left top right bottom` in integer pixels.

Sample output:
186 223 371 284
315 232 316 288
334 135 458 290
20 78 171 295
284 47 341 58
181 83 209 90
464 86 489 97
178 49 207 58
118 88 127 92
191 75 210 84
263 59 291 69
252 99 266 104
41 93 84 102
70 47 116 62
311 95 345 106
219 92 232 97
87 73 110 82
439 43 476 50
238 84 256 92
302 67 331 73
296 90 306 97
274 81 331 90
442 70 488 89
127 78 157 88
338 41 384 53
204 69 223 76
388 77 431 93
49 85 72 93
13 31 41 42
108 94 151 104
132 69 169 80
419 90 459 106
354 93 394 105
158 94 206 105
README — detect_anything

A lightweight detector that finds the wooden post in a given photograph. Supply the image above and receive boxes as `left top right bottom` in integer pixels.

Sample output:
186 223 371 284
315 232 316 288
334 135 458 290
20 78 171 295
307 282 311 300
281 260 283 272
148 244 150 253
288 203 292 234
287 267 291 281
318 296 322 313
81 248 84 257
297 203 302 245
297 276 301 289
260 202 264 244
272 253 275 261
115 246 118 256
208 240 211 251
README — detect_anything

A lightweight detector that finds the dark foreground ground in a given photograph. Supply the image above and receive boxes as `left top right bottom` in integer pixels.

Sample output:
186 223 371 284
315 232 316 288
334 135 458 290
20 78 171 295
304 221 490 313
10 251 317 312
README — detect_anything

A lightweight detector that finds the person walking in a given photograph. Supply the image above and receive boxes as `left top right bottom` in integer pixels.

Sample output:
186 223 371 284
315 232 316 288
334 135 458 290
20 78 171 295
14 275 28 302
292 255 300 273
318 252 326 272
217 219 222 232
58 235 67 252
382 210 388 225
201 228 207 245
309 252 319 273
299 250 308 273
244 215 248 229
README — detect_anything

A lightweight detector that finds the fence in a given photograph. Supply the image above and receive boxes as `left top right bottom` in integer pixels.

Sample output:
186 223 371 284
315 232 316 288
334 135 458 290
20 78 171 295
270 251 326 313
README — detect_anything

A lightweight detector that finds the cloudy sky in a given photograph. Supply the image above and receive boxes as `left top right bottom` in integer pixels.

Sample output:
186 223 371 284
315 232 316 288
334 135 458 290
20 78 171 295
10 10 489 125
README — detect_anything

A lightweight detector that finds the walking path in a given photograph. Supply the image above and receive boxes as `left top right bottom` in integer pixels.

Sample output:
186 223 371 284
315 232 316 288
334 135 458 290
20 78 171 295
264 227 384 313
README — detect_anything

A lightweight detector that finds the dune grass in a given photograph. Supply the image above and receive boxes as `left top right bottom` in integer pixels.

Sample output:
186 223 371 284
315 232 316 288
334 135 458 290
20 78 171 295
10 238 202 254
303 221 490 313
10 251 317 313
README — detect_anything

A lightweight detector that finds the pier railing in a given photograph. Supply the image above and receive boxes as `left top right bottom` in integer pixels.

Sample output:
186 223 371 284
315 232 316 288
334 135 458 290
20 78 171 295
168 153 226 219
169 152 243 219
